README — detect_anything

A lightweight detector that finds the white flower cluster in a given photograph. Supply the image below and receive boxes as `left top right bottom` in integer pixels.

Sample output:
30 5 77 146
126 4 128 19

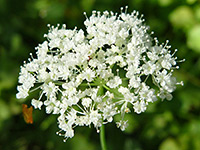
16 7 183 141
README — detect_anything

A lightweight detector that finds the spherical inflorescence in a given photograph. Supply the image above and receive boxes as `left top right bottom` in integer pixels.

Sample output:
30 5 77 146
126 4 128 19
16 7 183 141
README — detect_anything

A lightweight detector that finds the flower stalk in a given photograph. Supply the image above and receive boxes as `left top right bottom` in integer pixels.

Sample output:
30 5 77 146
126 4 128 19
100 124 107 150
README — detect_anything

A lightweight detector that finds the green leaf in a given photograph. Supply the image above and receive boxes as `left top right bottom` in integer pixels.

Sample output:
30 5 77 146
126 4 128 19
178 87 200 114
81 0 95 12
158 0 173 7
97 85 104 96
186 0 197 4
71 133 95 150
194 5 200 22
11 34 22 53
40 115 56 130
159 138 180 150
0 99 11 121
187 25 200 53
169 6 195 30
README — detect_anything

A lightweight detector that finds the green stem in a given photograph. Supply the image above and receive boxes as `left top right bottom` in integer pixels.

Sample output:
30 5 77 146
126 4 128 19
102 84 123 99
100 124 107 150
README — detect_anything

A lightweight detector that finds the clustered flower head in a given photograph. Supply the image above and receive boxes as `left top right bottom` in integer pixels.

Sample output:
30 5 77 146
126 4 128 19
16 7 183 141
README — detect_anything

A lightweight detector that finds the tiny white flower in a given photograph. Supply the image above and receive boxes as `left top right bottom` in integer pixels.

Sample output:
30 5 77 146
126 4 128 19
106 76 122 88
89 110 102 127
82 98 92 108
84 68 96 82
64 126 74 138
119 28 129 39
31 99 43 110
46 105 54 114
116 120 129 131
129 76 141 88
118 86 129 95
133 101 147 114
142 61 157 75
16 85 29 99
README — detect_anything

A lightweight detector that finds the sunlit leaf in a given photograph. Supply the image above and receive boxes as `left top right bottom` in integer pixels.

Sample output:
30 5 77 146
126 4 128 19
169 6 195 30
186 0 197 4
0 99 11 121
158 0 173 7
187 25 200 53
159 138 180 150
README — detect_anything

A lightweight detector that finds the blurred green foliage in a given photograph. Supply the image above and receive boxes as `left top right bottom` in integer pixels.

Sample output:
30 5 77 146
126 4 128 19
0 0 200 150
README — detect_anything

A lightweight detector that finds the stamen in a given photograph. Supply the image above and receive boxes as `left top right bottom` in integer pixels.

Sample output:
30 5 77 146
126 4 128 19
83 12 88 20
125 6 128 14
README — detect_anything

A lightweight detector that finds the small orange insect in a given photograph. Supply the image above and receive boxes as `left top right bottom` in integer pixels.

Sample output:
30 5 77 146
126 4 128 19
22 104 33 124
